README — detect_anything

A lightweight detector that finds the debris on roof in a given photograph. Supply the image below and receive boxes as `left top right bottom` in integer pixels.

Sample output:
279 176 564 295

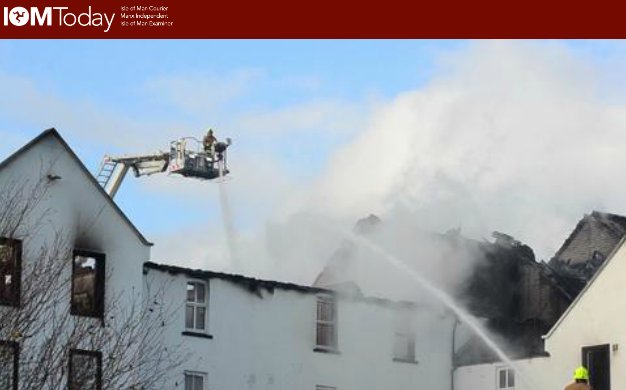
548 211 626 297
313 214 575 364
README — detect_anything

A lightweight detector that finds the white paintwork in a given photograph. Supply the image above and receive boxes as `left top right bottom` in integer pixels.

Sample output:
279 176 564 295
146 267 457 390
0 132 150 292
0 131 151 387
536 235 626 389
454 357 550 390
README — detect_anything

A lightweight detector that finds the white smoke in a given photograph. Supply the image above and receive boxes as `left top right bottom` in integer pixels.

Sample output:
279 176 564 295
147 40 626 292
301 40 626 263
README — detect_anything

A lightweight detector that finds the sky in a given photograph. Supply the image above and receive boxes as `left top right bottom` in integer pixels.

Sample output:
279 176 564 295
3 39 626 284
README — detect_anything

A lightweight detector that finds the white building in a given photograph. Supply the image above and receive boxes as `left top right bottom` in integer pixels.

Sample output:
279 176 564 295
145 262 457 390
0 129 458 390
12 128 626 390
0 128 152 388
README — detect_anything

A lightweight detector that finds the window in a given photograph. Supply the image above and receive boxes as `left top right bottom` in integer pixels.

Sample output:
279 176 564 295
315 295 337 350
71 250 105 318
186 281 207 332
393 333 416 361
393 309 416 362
184 371 207 390
315 386 336 390
0 341 18 390
68 349 102 390
0 238 21 306
497 367 515 389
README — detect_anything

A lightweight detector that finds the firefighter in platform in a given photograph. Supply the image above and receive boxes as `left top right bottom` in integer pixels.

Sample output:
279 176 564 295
203 129 216 155
564 366 592 390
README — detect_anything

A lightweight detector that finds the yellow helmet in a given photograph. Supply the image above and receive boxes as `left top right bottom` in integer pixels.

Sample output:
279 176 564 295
574 366 589 381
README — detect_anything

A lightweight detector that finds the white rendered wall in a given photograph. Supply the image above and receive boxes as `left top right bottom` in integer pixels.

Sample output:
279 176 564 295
454 357 551 390
0 134 151 296
0 133 151 388
146 268 456 390
538 237 626 390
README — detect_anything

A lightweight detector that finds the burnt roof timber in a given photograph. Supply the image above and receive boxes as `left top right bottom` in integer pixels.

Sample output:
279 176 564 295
143 261 436 310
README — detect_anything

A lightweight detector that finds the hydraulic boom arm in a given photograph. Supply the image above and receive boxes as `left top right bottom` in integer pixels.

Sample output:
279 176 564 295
95 152 170 198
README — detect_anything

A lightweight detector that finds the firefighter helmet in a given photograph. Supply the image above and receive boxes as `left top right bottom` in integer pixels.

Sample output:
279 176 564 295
574 366 589 381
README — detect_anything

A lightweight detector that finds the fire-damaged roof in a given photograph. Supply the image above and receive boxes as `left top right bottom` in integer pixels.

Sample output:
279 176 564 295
455 233 573 363
552 211 626 264
313 215 578 364
544 234 626 339
145 261 330 295
313 212 626 366
144 261 436 310
548 211 626 297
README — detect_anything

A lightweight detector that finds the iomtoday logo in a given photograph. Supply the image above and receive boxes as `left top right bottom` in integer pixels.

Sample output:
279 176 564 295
8 6 28 26
2 6 116 32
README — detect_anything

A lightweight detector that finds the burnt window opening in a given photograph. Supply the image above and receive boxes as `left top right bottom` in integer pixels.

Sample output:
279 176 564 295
185 281 208 332
0 340 18 390
71 250 105 318
68 349 102 390
315 295 338 350
393 309 416 362
0 238 21 307
184 371 207 390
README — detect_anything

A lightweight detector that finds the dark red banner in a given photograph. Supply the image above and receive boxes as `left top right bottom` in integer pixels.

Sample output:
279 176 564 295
0 0 625 38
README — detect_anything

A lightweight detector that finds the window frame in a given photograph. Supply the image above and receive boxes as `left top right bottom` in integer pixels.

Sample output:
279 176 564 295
184 370 207 390
393 332 416 362
0 237 22 307
185 280 208 333
315 294 338 351
0 340 19 390
392 309 417 363
496 366 515 389
70 249 106 319
68 349 102 390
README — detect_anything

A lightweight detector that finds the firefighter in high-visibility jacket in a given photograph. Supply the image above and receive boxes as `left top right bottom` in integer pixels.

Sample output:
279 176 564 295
564 366 592 390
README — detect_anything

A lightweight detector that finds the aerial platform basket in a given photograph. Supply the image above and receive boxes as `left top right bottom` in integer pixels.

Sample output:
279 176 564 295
168 137 230 180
